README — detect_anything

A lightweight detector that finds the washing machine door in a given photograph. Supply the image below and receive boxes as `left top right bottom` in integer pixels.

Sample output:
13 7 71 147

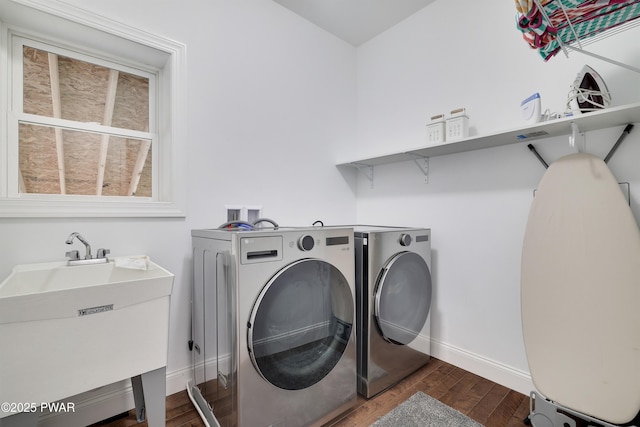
374 251 431 345
247 258 354 390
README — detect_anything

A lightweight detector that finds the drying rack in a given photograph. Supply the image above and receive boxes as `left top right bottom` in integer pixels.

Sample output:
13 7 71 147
523 0 640 74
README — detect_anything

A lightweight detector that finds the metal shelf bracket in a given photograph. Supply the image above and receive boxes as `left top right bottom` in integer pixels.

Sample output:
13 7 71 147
604 124 634 163
527 123 633 168
353 162 374 188
406 153 430 183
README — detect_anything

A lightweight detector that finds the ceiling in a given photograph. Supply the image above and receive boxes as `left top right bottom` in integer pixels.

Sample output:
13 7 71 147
273 0 437 46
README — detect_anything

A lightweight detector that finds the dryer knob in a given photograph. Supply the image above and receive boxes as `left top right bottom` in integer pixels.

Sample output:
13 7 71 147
399 234 412 247
298 235 315 251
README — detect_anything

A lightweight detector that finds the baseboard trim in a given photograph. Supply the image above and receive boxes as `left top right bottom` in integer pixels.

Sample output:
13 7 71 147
37 366 192 427
36 339 533 426
417 334 534 395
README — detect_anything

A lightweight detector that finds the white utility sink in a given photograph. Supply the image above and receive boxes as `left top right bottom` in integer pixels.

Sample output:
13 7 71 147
0 257 174 425
0 257 173 324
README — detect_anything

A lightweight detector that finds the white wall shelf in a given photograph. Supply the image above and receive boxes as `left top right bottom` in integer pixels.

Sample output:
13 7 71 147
337 101 640 169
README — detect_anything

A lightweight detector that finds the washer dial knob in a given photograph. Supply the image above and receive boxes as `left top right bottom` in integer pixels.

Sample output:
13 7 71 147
399 233 412 247
298 235 315 251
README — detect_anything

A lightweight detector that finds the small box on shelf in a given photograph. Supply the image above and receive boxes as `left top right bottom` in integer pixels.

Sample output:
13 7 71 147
426 113 445 146
446 108 469 141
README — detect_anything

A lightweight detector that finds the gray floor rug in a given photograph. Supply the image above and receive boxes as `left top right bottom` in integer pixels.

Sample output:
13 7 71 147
371 391 484 426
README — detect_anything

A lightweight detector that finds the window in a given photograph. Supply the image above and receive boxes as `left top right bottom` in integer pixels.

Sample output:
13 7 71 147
0 0 186 217
18 40 154 197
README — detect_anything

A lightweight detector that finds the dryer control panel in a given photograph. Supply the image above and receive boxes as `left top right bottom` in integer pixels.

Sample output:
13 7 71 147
399 233 412 246
241 236 283 264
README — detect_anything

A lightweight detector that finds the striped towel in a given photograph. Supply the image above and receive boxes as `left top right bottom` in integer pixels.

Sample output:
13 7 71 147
516 0 640 60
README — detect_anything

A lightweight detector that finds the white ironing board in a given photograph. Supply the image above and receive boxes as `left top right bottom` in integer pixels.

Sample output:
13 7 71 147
521 153 640 425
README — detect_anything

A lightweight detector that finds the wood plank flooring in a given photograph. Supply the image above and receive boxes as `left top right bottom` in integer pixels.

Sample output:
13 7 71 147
330 358 530 427
93 358 531 427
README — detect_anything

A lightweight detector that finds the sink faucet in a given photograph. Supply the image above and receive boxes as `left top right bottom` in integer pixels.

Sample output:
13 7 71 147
65 232 110 265
65 232 92 260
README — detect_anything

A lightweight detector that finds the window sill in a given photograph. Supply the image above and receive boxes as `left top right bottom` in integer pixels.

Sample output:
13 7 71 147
0 198 185 218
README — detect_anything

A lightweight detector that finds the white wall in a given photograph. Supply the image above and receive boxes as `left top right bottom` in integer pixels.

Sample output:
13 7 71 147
0 0 357 418
355 0 640 393
3 0 640 421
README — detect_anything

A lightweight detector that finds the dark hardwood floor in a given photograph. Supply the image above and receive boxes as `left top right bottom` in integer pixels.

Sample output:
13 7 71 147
94 358 531 427
330 358 530 427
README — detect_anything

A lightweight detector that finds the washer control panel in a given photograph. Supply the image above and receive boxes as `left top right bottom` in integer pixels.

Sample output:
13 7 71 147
399 233 412 247
298 234 315 251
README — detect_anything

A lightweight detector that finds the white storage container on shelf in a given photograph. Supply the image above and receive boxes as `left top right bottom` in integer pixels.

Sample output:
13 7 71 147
426 113 445 146
446 108 469 141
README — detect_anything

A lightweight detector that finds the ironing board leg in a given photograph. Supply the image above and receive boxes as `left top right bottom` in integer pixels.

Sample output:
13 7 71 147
529 391 623 427
529 392 576 427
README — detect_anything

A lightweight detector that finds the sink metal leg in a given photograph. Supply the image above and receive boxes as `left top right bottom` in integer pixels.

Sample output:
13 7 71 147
131 374 146 422
131 366 166 427
0 411 38 427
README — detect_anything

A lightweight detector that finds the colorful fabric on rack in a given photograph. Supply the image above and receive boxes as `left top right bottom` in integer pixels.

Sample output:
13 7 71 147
515 0 640 60
515 0 534 14
516 0 558 48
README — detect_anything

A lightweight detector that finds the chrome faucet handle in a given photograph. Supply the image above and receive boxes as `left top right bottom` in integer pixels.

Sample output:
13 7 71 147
97 248 110 259
65 250 80 261
65 232 92 260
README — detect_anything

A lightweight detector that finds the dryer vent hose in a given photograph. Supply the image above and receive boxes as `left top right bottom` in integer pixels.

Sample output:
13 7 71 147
218 218 279 230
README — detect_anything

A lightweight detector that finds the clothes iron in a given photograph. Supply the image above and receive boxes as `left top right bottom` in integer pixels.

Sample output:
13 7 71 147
567 65 612 114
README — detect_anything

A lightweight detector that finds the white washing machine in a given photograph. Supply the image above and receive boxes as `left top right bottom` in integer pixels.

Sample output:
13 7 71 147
190 227 357 427
354 226 432 398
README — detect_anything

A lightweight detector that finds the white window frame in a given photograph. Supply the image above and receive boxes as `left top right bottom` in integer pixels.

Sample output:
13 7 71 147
0 0 186 217
11 36 158 199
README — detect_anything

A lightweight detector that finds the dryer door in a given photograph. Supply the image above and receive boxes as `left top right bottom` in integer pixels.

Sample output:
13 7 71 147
247 258 354 390
374 252 431 345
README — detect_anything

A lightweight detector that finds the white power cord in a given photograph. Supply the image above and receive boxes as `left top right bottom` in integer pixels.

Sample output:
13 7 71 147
540 108 564 121
566 79 612 113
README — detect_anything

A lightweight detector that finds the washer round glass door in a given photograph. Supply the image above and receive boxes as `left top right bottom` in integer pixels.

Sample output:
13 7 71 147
247 258 354 390
374 251 431 345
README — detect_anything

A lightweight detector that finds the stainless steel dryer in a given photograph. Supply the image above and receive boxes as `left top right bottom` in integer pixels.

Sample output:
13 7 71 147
190 227 357 427
354 226 432 398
